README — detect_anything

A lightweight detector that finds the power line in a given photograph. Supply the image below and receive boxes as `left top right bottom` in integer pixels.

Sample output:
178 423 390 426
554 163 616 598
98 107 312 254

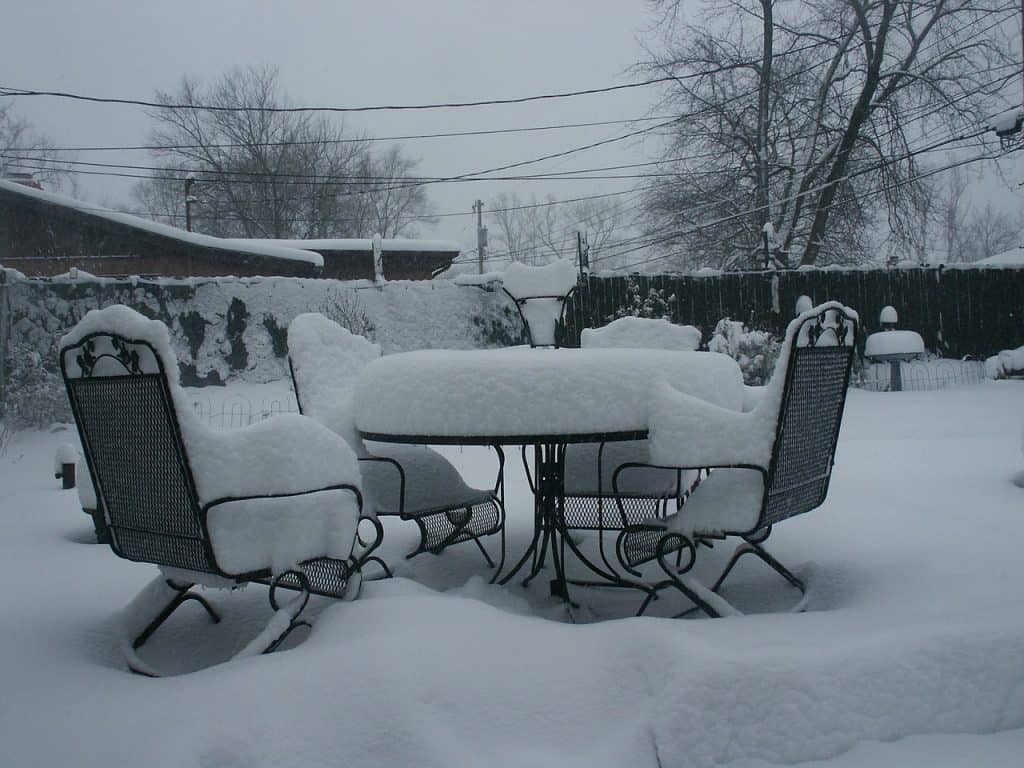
0 75 687 114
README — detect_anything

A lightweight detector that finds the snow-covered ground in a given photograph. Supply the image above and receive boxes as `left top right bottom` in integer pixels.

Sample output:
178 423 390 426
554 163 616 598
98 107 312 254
1 380 1023 767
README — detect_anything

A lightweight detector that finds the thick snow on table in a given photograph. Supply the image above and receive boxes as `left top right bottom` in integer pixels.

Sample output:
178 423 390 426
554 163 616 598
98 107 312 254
354 347 744 439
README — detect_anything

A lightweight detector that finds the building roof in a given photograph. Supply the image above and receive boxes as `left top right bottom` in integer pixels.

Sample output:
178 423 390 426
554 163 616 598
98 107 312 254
0 179 323 268
224 237 460 253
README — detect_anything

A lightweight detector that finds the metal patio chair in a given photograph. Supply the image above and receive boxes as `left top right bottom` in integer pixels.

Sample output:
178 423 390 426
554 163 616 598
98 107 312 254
287 313 506 572
561 316 704 576
611 302 858 617
61 305 382 675
501 258 579 348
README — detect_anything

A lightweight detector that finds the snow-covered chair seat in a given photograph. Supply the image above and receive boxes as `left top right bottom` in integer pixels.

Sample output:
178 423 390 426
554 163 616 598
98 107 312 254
287 313 506 570
611 302 859 618
60 305 381 675
501 259 578 347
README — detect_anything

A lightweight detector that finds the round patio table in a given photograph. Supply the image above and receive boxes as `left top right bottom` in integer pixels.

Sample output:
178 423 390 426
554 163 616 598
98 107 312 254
354 347 745 600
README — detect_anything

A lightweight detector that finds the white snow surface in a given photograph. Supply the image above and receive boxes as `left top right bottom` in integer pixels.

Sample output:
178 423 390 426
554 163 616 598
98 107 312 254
3 372 1024 766
501 258 578 298
864 330 925 358
61 306 363 575
975 247 1024 266
355 347 744 439
0 178 323 266
581 316 701 351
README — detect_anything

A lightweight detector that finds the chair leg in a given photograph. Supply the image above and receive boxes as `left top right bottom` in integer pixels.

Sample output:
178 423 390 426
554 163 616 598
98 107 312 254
235 570 313 659
711 533 805 598
651 533 742 618
123 577 221 677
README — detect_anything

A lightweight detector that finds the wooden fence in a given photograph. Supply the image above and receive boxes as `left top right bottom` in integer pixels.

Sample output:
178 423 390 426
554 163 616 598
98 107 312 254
565 266 1024 358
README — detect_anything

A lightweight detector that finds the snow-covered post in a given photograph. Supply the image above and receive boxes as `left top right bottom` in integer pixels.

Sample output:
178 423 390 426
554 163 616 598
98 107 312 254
372 233 384 285
54 443 78 489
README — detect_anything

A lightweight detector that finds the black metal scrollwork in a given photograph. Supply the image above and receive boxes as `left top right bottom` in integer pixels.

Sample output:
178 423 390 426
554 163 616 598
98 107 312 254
75 335 143 377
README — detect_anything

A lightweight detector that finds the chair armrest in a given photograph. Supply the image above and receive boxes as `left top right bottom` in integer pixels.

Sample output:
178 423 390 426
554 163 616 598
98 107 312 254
647 381 774 470
183 413 361 506
358 455 406 517
201 482 363 577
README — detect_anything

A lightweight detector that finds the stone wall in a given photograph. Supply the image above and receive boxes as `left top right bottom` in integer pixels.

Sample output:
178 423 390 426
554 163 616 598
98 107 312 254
0 271 524 388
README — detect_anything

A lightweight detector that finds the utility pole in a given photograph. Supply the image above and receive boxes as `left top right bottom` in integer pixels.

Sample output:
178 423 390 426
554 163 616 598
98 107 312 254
473 199 487 274
184 174 196 232
576 231 590 279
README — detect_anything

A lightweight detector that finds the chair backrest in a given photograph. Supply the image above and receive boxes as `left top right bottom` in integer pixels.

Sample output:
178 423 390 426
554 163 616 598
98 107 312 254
61 330 214 573
759 304 857 529
580 316 701 351
287 313 380 453
501 259 578 348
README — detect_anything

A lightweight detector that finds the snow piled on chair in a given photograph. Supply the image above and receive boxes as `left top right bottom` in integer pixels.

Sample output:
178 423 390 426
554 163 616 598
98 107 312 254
61 305 363 576
581 316 701 351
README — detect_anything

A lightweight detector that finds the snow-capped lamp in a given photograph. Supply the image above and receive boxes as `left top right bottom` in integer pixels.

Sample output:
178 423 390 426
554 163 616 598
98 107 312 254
54 443 79 489
879 305 898 330
795 295 813 316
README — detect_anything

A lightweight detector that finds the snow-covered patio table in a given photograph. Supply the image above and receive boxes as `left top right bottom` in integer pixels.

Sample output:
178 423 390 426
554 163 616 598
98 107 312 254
354 347 744 601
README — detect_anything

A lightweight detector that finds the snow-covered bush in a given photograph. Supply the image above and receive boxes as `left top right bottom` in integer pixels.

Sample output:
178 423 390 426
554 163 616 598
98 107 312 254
984 344 1024 379
707 318 781 385
610 276 675 321
319 287 375 340
0 339 71 436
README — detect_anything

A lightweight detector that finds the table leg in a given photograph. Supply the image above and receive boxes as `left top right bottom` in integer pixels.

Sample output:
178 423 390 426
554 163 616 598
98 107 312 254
498 442 573 603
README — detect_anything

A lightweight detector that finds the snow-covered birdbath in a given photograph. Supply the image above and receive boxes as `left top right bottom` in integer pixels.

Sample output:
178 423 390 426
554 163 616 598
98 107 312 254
864 306 925 391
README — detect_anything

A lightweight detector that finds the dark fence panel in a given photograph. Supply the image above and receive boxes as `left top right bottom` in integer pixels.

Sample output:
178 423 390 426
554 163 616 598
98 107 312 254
566 266 1024 358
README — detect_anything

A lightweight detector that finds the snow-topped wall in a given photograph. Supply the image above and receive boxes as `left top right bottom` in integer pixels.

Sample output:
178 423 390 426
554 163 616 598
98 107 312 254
0 272 525 386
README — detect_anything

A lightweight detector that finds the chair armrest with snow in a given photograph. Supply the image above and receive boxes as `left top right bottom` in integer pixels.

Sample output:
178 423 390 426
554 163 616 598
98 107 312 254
645 381 775 471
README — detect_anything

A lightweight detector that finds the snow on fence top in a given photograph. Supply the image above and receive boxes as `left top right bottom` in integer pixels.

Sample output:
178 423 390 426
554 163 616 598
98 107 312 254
0 179 323 267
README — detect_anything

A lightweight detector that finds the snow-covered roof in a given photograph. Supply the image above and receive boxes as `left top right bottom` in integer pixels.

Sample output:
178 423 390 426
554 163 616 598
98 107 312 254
225 237 460 253
975 247 1024 266
0 179 323 267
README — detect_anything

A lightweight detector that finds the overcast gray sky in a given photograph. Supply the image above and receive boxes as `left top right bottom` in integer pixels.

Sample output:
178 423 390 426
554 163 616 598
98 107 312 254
0 0 669 255
2 0 1021 263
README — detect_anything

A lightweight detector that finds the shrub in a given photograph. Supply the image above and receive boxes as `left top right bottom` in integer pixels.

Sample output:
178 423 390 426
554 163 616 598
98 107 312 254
320 288 375 340
0 339 72 447
610 276 675 321
707 318 781 386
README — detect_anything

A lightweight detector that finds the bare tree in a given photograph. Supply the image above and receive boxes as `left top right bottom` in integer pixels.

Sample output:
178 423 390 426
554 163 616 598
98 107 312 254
641 0 1019 268
133 66 432 240
356 145 437 238
488 193 570 264
0 102 75 192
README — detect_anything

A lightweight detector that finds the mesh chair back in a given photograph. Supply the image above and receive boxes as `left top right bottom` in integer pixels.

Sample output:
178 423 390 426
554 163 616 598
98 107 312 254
503 288 575 348
61 333 214 573
760 307 857 529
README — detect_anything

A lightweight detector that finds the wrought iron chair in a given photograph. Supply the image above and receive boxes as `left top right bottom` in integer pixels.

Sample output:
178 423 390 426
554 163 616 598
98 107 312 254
561 316 705 576
287 313 506 572
61 305 383 675
611 302 858 617
501 258 579 347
